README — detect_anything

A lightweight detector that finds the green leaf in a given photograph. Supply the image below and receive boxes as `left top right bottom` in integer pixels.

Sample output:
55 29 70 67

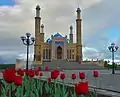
1 86 7 97
30 91 36 97
90 91 98 97
70 89 77 97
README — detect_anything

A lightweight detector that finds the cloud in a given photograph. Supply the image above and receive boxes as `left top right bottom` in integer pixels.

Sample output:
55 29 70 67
0 0 120 63
83 47 104 59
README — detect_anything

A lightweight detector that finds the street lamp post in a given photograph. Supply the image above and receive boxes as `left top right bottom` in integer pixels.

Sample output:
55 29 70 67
108 43 119 74
21 32 35 70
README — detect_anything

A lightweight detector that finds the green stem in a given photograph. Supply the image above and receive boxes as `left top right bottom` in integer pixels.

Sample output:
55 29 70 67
95 78 97 92
9 83 11 97
62 80 64 94
54 80 56 94
73 80 74 84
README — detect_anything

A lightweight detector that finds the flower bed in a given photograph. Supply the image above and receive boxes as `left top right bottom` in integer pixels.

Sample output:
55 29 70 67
0 67 112 97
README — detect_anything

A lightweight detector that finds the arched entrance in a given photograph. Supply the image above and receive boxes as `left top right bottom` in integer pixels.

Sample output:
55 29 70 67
57 46 62 59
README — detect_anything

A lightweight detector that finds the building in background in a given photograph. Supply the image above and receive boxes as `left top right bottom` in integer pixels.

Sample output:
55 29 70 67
16 59 25 69
16 59 33 69
34 5 82 65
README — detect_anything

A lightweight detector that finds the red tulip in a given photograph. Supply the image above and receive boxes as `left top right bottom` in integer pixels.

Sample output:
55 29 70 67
17 69 24 76
93 70 99 78
25 70 29 76
60 73 65 80
72 73 76 80
14 76 22 86
48 78 51 83
79 72 85 80
54 70 60 75
3 68 16 83
35 70 39 76
75 81 88 94
51 70 59 79
40 72 43 76
26 70 35 77
23 69 27 73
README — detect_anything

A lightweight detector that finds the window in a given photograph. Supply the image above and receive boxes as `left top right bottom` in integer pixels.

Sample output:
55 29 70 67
67 50 69 59
72 55 74 59
46 49 48 59
49 49 51 59
43 49 45 59
70 50 71 59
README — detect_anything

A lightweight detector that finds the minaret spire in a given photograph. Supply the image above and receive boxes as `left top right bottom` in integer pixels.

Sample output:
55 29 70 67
69 25 73 43
40 24 44 42
35 5 41 38
41 24 44 33
36 5 40 17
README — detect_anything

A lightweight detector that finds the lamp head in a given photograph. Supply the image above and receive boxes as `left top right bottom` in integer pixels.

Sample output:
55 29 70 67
21 36 26 42
26 32 31 37
108 46 112 51
111 43 115 46
31 37 35 42
115 46 119 50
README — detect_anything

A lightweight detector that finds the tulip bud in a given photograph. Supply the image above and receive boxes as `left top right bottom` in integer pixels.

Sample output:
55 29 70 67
60 73 65 80
72 73 76 80
93 70 99 78
79 72 85 80
40 72 43 76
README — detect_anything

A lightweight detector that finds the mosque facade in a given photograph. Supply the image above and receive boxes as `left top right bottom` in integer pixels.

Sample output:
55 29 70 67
34 5 82 65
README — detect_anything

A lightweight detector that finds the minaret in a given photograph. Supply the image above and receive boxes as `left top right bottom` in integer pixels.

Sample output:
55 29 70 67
40 24 44 42
76 8 82 63
69 25 73 43
35 5 41 39
34 5 42 64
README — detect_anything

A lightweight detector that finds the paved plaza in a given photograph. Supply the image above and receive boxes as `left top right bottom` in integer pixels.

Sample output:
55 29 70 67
43 70 120 92
42 59 104 70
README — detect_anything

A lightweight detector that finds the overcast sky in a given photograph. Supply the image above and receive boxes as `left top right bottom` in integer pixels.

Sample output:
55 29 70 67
0 0 120 63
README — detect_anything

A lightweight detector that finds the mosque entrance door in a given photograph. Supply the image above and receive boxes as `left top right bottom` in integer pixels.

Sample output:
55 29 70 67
57 46 62 59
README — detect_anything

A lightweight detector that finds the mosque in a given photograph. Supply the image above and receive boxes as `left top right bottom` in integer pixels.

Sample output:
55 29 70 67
33 5 82 65
33 5 104 66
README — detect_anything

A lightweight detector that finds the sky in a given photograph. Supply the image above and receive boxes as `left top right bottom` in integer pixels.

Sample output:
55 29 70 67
0 0 120 63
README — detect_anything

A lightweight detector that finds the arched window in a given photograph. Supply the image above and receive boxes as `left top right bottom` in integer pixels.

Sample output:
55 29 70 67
70 50 72 59
49 49 51 59
46 49 48 59
72 49 74 59
67 50 69 59
43 49 45 59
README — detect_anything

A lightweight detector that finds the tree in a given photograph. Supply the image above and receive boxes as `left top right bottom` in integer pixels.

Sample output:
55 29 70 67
104 61 109 67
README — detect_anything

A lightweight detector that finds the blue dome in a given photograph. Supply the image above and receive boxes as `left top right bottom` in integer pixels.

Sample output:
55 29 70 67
54 33 62 38
46 38 52 43
76 8 81 12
